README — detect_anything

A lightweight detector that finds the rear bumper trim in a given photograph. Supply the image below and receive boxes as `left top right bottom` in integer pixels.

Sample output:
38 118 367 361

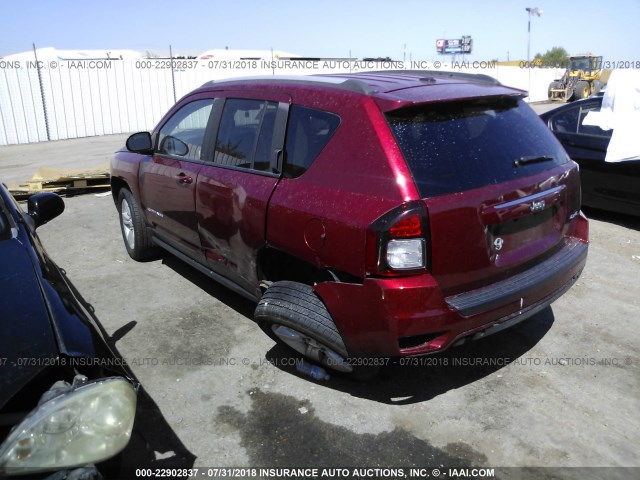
445 239 587 317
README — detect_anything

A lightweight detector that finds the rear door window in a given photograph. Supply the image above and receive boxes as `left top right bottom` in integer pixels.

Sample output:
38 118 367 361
548 100 612 138
214 99 278 171
550 107 580 133
577 104 613 138
386 97 568 197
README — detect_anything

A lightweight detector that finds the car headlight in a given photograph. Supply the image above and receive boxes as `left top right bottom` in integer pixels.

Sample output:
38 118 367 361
0 376 137 476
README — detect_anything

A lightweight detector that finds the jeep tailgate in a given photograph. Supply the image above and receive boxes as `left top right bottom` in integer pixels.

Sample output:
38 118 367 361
386 96 586 297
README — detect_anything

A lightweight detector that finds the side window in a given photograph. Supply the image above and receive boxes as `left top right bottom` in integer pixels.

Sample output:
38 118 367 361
549 106 579 134
157 99 213 161
284 106 341 178
577 105 613 138
214 99 277 171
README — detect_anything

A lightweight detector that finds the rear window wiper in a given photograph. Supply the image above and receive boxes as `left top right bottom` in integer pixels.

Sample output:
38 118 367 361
513 155 553 168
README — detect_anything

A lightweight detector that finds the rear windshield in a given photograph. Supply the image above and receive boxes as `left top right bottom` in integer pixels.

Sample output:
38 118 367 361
386 97 568 197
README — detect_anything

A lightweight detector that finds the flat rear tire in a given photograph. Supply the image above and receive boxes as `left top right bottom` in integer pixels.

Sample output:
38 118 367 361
255 281 380 380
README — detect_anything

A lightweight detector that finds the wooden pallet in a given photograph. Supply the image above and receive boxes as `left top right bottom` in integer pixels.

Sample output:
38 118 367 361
8 166 111 200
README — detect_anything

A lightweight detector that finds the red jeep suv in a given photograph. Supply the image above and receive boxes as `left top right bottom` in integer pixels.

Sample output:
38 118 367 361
111 71 588 377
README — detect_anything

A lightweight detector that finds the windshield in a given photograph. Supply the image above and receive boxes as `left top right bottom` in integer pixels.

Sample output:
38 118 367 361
386 97 568 197
570 58 590 71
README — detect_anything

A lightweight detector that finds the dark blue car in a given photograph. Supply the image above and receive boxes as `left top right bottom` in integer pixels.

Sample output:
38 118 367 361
540 96 640 217
0 185 138 478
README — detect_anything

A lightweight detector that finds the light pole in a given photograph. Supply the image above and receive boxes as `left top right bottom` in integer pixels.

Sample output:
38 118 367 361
526 7 542 100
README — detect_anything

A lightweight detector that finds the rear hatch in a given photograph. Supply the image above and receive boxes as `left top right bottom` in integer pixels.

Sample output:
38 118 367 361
386 96 581 296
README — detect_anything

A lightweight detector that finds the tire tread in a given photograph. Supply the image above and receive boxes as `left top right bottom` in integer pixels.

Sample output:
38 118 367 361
255 281 348 356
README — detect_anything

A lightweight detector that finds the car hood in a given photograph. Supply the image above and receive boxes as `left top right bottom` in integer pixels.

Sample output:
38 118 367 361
0 237 59 410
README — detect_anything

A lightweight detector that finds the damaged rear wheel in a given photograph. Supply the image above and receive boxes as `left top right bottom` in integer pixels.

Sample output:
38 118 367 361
255 281 379 380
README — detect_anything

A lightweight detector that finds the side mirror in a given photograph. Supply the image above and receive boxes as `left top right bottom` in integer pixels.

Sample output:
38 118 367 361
126 132 154 154
28 193 65 228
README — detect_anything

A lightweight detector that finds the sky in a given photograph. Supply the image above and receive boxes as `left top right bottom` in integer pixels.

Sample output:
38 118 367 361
1 0 639 62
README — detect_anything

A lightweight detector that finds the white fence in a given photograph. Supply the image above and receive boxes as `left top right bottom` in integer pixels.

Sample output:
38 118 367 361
0 58 563 146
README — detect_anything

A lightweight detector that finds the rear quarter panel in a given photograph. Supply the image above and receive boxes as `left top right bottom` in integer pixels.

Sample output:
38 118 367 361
266 93 416 277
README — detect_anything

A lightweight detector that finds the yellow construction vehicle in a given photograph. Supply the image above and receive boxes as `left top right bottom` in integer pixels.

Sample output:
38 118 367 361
548 54 603 102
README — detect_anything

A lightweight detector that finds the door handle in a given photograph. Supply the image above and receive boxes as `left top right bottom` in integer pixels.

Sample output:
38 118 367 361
175 172 193 185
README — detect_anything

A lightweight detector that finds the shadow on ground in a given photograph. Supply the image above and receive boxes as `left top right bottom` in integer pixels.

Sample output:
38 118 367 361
265 307 555 404
95 318 196 478
59 263 197 478
160 251 555 405
162 255 255 319
112 385 196 477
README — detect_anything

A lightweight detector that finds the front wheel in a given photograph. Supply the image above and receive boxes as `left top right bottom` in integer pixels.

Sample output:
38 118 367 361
574 81 591 100
255 281 380 380
117 189 159 261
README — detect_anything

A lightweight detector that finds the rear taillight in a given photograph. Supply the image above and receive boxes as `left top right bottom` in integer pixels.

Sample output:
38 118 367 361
365 202 429 276
389 215 422 237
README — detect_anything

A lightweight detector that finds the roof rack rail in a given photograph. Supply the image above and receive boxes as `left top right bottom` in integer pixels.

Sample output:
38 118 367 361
198 70 501 95
372 70 501 85
200 75 376 94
